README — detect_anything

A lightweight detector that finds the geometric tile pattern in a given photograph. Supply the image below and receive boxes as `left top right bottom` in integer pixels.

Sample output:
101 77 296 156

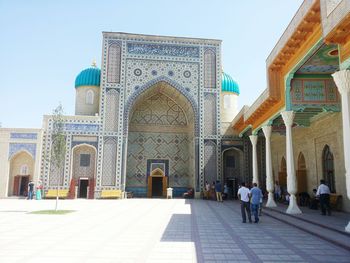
125 59 199 98
10 133 37 140
130 93 187 126
204 49 216 88
8 143 36 160
204 140 217 184
107 43 121 83
105 89 119 132
102 138 117 186
72 145 96 180
126 132 190 187
204 93 217 135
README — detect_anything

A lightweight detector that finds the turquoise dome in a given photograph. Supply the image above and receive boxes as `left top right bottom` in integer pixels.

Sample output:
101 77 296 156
222 72 239 95
75 64 101 88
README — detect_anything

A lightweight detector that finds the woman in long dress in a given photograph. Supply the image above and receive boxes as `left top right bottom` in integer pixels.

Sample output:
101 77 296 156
36 181 42 200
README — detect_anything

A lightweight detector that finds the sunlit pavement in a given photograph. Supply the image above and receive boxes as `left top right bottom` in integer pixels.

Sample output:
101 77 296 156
0 198 349 262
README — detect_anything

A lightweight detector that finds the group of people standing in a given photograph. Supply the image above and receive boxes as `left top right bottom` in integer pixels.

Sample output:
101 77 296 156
27 180 43 200
204 180 228 202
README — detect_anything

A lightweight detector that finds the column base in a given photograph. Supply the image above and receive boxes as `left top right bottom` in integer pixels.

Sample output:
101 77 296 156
345 221 350 233
286 195 302 214
265 192 277 207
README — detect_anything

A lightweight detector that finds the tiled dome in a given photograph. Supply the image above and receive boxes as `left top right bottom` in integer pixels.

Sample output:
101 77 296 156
222 72 239 95
75 62 101 88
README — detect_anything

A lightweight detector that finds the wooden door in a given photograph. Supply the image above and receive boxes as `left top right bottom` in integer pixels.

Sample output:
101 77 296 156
13 176 20 196
162 176 167 197
68 179 76 199
147 177 152 198
296 170 307 193
88 178 95 199
278 172 287 190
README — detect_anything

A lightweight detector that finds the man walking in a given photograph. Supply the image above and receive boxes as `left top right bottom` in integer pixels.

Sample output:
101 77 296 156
27 180 34 200
237 182 251 223
215 180 223 202
250 183 262 223
316 179 331 216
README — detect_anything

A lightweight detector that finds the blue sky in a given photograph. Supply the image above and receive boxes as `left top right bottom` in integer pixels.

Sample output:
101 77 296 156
0 0 303 128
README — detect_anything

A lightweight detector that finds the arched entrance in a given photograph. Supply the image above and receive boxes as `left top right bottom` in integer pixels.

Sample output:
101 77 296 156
8 151 35 197
125 80 195 197
222 147 244 199
278 156 287 192
147 168 167 197
297 152 307 193
70 144 96 199
322 145 335 193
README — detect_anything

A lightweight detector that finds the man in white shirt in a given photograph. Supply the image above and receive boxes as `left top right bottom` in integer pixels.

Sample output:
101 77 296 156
237 182 252 223
316 179 331 216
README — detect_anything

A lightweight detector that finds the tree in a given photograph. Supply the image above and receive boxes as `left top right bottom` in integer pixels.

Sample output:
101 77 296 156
49 103 66 211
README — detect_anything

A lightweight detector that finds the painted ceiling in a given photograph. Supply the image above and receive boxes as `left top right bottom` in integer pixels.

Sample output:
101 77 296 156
296 44 339 74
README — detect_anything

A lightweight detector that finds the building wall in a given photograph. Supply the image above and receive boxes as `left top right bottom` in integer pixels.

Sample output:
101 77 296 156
0 128 42 197
75 86 100 116
271 112 348 211
126 132 191 188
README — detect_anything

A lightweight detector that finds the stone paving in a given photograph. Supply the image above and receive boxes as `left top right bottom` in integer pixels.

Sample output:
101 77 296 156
0 198 349 262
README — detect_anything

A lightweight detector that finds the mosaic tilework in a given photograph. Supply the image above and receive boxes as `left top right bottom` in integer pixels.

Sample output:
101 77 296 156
123 76 199 136
124 59 199 98
204 140 217 184
105 89 119 132
8 143 36 160
10 133 37 140
72 145 96 180
49 164 64 187
126 132 191 187
64 124 99 132
204 93 217 135
107 43 121 83
204 49 216 88
127 42 200 58
130 93 187 126
102 138 117 186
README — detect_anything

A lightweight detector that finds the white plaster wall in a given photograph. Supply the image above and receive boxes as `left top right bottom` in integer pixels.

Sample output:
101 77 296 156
271 112 349 211
0 128 42 197
75 86 100 116
220 92 238 123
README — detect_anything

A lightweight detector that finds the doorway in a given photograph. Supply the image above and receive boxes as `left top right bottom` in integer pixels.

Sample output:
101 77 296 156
79 179 89 198
152 177 163 197
13 176 29 196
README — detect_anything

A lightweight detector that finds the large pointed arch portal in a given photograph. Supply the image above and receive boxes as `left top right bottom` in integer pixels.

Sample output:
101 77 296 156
122 77 198 197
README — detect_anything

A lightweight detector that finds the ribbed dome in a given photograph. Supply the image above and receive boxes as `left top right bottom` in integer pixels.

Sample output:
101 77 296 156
222 72 239 95
75 63 101 88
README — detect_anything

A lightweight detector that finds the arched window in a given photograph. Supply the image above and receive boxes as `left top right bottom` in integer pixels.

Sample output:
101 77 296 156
86 90 94 105
322 145 335 193
223 95 231 109
20 164 29 175
107 44 121 83
297 152 306 170
204 49 216 88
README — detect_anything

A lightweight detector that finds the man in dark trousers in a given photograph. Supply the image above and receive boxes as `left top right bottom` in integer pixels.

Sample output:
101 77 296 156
316 179 331 215
215 180 223 202
27 180 34 200
237 182 251 223
250 183 262 223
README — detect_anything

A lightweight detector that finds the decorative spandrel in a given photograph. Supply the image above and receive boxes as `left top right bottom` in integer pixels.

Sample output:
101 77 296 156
291 79 340 110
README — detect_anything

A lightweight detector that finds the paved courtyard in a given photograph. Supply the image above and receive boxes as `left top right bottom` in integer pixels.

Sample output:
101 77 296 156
0 199 349 263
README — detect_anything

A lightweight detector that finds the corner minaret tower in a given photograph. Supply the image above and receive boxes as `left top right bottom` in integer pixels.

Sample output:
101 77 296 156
221 71 239 122
74 61 101 116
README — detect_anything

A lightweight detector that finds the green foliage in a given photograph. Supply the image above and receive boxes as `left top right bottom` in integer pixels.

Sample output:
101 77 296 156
50 103 66 176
